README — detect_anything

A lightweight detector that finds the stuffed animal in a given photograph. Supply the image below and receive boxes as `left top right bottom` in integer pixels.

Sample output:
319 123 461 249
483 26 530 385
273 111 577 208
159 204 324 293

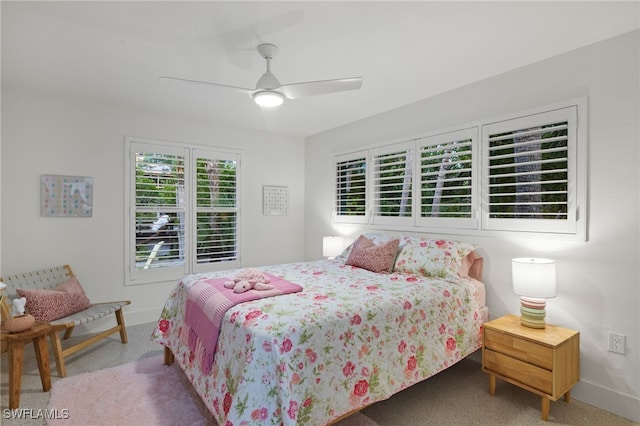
224 268 274 293
12 297 27 316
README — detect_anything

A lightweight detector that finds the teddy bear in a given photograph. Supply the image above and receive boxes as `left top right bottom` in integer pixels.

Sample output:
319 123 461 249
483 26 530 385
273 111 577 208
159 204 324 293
224 268 274 293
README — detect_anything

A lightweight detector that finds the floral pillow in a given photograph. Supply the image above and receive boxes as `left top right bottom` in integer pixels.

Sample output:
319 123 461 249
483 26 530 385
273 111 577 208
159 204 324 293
16 276 92 322
345 235 400 274
393 237 476 282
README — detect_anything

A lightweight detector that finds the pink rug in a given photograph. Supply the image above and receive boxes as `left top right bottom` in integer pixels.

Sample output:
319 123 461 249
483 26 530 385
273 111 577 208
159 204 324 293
47 355 379 426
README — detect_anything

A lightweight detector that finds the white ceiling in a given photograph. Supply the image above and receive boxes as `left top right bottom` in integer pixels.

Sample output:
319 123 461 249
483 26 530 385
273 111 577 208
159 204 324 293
2 1 638 138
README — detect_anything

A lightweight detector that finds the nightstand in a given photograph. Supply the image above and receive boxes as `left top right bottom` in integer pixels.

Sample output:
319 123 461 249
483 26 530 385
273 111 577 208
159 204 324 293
482 314 580 421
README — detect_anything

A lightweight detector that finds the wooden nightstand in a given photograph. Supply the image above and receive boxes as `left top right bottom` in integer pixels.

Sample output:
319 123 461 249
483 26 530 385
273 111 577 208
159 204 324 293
482 314 580 421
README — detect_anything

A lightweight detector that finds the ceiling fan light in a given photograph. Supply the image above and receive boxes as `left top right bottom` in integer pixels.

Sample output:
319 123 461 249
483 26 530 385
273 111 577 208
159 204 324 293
253 90 284 107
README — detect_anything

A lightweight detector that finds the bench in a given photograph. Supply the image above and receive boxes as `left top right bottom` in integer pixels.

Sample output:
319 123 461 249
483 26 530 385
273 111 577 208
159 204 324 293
1 265 130 377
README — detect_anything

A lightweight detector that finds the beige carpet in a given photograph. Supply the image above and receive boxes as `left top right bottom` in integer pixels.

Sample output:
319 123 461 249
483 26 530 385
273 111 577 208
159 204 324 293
46 355 378 426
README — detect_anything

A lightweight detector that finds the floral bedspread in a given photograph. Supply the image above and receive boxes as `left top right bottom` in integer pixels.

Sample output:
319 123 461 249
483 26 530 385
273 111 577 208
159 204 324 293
151 259 484 426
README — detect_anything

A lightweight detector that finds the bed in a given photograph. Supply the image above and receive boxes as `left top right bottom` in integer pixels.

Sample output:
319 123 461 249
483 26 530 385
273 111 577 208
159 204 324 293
151 234 489 426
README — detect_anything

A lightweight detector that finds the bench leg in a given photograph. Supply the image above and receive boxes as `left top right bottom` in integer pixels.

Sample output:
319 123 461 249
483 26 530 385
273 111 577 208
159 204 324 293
49 330 67 378
63 326 74 340
115 308 128 344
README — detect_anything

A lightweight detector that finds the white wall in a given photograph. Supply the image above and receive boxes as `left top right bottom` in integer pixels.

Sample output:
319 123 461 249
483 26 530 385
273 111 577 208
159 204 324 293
305 31 640 422
1 85 306 327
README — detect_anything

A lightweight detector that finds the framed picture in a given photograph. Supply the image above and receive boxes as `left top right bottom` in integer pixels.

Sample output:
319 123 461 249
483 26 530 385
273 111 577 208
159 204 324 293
41 175 93 217
263 185 288 216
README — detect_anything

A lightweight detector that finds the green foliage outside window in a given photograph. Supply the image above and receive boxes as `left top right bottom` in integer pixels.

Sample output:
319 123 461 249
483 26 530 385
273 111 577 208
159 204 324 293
420 140 472 218
336 159 366 216
489 122 568 219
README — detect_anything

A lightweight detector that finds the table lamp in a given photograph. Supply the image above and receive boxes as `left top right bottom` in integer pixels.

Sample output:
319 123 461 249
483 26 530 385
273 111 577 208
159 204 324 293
512 258 556 329
323 236 344 259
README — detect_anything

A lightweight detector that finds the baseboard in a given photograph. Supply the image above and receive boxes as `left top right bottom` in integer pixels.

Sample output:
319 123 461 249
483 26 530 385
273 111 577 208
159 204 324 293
571 378 640 423
123 306 163 327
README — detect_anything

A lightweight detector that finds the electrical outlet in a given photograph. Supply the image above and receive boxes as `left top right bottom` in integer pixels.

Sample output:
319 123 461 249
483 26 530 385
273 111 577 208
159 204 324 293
608 331 626 355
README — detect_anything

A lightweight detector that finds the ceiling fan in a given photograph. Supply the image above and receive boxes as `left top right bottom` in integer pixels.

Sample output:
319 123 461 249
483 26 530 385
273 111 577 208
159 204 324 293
160 43 363 107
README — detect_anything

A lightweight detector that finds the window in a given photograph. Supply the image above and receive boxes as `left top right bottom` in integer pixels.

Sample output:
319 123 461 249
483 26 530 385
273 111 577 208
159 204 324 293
332 99 586 240
482 107 577 234
371 142 414 226
333 151 368 224
194 150 239 265
126 138 240 285
417 128 478 229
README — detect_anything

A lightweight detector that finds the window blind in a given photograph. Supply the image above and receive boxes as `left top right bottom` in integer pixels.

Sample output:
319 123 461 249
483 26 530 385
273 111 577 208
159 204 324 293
134 150 186 270
488 123 568 218
372 143 413 225
482 106 577 234
194 153 238 265
334 152 368 223
419 132 474 220
331 100 584 239
127 139 241 284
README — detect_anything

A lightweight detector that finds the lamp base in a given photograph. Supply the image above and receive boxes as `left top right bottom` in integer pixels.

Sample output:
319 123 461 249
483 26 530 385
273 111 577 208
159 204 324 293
519 297 547 329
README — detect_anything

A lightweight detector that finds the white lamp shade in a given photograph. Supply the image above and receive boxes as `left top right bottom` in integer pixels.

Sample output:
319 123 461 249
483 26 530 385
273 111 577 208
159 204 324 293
512 258 557 298
253 91 284 107
323 236 344 258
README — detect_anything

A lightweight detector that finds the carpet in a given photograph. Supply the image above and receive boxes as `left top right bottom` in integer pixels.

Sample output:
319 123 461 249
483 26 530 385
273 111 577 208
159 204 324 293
46 355 379 426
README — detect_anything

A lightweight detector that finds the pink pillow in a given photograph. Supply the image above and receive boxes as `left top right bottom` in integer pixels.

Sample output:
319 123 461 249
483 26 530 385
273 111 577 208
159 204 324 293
345 235 400 273
55 276 91 302
17 277 91 322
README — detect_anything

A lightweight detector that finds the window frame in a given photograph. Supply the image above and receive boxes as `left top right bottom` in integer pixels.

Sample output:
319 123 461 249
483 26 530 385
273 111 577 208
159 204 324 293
331 98 587 241
415 127 479 230
481 106 577 234
191 148 240 274
125 137 241 285
371 141 415 227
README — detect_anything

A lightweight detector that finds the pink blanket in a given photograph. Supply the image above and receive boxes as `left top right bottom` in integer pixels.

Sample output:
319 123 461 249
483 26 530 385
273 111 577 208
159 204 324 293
183 272 303 374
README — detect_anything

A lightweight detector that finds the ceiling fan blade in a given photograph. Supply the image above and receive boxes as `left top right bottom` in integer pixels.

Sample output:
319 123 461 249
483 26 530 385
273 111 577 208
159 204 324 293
159 76 253 95
279 77 363 100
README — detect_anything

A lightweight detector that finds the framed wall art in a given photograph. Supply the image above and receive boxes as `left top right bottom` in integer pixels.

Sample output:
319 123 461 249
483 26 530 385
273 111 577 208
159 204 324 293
41 175 93 217
263 185 288 216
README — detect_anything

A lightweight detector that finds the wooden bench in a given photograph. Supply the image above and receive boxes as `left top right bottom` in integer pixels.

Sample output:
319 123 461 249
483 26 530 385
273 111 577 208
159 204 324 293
1 265 130 377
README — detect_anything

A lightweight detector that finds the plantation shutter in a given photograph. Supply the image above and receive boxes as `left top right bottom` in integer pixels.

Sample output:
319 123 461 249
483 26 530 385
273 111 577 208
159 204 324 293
482 106 578 234
416 128 478 229
131 143 188 281
333 151 368 224
127 139 242 285
193 150 239 271
371 142 414 226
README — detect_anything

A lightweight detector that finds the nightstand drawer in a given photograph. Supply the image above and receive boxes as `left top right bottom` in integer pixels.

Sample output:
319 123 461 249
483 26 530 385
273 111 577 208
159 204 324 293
484 348 553 394
484 328 553 370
